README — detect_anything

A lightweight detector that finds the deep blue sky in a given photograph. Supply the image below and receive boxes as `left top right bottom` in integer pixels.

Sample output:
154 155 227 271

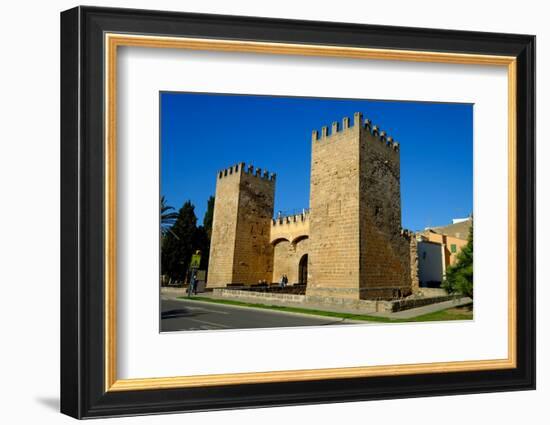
161 92 472 231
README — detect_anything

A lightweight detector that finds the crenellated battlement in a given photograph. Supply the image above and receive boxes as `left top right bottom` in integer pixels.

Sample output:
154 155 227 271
271 209 310 226
217 162 276 181
269 209 310 246
217 162 243 179
210 110 413 296
311 112 400 152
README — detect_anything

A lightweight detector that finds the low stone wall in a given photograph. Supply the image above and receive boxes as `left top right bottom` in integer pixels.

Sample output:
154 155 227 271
212 288 389 313
417 287 448 297
390 295 462 312
160 286 187 296
213 289 307 304
304 286 412 301
212 288 462 314
306 295 390 313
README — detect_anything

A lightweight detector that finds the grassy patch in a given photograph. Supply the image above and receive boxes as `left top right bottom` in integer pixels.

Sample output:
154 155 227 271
182 296 391 322
179 296 473 323
409 305 473 322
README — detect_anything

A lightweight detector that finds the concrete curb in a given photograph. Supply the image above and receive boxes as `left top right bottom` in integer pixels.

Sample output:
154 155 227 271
167 296 370 324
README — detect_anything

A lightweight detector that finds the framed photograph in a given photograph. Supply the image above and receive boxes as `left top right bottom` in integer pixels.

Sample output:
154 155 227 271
60 6 535 419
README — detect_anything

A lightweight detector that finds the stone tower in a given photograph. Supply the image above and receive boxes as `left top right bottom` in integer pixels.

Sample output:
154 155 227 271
207 163 275 287
307 112 412 300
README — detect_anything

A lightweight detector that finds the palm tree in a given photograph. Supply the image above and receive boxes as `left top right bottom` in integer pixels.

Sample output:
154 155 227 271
160 196 179 236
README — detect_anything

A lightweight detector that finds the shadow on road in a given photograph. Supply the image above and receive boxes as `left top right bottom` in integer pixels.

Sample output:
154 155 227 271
161 308 195 319
161 307 214 320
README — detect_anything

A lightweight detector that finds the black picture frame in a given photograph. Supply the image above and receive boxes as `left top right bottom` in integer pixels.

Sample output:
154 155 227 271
60 6 535 419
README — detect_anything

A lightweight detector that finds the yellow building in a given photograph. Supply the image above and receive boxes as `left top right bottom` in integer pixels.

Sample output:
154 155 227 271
417 217 472 286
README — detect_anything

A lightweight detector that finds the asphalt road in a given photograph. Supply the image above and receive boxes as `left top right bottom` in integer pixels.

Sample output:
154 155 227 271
160 297 350 332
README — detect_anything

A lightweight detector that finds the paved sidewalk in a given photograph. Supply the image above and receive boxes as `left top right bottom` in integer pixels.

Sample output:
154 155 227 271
370 297 473 319
162 288 472 319
161 286 189 297
161 287 472 320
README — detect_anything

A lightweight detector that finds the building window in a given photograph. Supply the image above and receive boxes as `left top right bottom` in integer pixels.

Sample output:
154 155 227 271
451 244 457 253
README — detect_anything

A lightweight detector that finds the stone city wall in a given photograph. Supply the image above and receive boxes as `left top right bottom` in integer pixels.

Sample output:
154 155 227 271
207 164 242 286
208 112 417 300
272 237 309 284
207 163 275 287
307 113 412 300
307 114 363 299
231 166 275 284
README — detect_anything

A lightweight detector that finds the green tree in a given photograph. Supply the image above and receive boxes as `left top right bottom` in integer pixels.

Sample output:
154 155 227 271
203 196 215 239
193 226 210 270
195 196 215 271
161 201 197 283
442 225 473 298
160 195 178 236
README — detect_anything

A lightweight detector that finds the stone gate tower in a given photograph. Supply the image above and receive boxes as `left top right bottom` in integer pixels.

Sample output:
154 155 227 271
205 113 417 299
307 112 413 299
207 163 276 287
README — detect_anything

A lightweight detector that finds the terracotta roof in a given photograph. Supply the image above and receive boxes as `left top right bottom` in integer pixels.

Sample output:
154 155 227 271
427 217 472 240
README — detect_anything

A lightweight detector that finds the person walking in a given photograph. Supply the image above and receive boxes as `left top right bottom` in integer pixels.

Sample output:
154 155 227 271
282 274 288 288
188 272 197 297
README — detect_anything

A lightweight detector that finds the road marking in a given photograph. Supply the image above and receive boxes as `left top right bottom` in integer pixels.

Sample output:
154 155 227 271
188 318 231 329
166 299 230 315
193 307 230 315
179 299 367 323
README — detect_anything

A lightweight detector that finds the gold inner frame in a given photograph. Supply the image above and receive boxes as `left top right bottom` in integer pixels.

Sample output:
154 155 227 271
104 33 517 392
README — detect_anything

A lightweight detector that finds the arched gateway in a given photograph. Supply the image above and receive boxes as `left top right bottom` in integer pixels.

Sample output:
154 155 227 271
299 254 308 284
207 112 416 300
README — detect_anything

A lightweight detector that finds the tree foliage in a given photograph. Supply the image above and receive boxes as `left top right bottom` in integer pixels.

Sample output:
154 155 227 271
196 196 215 271
160 196 178 236
160 196 215 284
203 196 215 239
161 201 197 283
442 225 473 298
193 226 210 270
